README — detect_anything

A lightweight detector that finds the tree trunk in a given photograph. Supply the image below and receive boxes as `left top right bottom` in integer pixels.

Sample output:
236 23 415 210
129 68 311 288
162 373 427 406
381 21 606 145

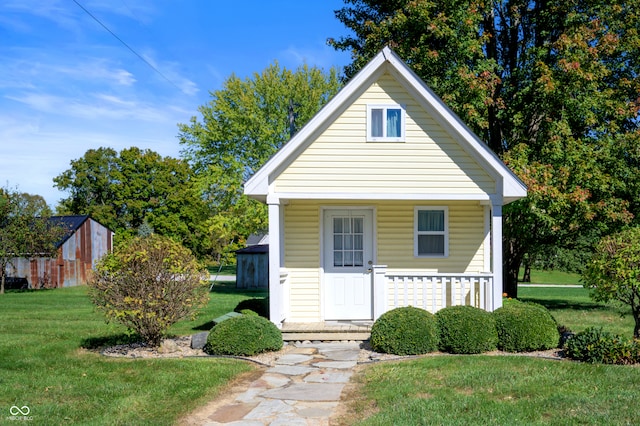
523 261 531 283
503 239 524 299
634 307 640 340
0 272 5 295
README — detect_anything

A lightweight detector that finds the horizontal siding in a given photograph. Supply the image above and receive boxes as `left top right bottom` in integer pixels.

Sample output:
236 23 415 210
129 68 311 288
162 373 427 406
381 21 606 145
275 73 496 195
282 200 487 320
284 202 321 321
377 201 486 272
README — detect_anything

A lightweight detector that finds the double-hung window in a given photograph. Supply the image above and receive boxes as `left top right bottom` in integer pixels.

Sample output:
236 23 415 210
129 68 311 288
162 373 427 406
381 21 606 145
367 104 405 142
415 207 448 257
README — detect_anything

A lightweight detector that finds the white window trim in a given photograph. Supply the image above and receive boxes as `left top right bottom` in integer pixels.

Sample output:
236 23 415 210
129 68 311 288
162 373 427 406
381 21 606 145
414 206 449 258
366 104 406 142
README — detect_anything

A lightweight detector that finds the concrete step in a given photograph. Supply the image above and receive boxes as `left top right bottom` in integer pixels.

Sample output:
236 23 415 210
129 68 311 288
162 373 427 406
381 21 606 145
281 322 372 342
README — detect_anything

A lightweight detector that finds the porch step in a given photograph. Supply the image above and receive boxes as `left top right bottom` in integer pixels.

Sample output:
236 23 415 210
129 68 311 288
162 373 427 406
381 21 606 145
281 321 372 342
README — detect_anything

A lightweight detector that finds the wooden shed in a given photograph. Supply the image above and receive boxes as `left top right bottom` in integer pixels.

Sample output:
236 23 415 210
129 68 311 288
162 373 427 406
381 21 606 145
235 244 269 289
6 215 114 288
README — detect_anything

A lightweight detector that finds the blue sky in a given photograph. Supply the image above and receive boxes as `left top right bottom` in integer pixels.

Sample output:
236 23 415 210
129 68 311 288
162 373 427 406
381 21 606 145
0 0 352 207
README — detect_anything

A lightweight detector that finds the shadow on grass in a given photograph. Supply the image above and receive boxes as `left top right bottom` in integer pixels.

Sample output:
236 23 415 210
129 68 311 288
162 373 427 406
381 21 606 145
521 297 605 311
80 333 142 349
192 320 215 331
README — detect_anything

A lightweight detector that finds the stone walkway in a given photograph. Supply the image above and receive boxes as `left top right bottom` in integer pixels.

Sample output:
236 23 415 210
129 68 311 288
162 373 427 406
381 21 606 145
194 342 359 425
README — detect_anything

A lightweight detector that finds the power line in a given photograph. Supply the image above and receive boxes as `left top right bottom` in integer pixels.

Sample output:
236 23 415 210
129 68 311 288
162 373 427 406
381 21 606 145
72 0 182 92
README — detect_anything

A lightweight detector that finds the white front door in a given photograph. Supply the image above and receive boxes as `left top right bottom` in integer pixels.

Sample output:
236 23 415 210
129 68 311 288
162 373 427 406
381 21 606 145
323 209 374 320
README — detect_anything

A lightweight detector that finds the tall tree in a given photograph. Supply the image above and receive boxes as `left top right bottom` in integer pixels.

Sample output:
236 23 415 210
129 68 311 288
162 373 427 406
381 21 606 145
178 62 342 260
330 0 640 296
54 147 210 258
0 188 65 294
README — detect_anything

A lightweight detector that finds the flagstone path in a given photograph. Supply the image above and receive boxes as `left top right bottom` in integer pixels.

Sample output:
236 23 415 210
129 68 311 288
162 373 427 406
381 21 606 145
185 342 360 425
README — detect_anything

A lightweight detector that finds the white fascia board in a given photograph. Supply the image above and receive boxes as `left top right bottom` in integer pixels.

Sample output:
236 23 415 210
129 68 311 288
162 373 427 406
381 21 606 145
272 192 491 202
244 49 390 199
382 48 527 203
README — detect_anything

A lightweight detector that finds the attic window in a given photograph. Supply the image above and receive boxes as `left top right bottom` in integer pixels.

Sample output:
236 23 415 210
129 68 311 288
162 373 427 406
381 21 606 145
367 104 405 142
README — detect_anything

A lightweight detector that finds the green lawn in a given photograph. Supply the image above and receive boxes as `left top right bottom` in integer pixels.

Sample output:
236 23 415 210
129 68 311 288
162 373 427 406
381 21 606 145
518 286 633 338
519 268 581 285
339 356 640 426
336 284 640 425
0 284 266 425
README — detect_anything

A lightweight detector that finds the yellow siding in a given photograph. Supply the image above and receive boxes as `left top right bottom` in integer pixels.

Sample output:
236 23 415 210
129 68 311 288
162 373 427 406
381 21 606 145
283 202 321 321
275 73 496 195
283 200 486 320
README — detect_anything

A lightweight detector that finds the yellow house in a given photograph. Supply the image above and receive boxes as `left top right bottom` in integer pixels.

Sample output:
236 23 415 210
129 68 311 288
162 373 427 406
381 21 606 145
245 47 526 329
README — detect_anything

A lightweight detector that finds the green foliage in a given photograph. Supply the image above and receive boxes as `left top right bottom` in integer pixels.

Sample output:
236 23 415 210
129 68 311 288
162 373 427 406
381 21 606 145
331 1 640 297
583 227 640 338
205 314 283 356
234 297 269 318
0 187 66 294
436 305 497 354
565 327 640 365
88 234 209 346
370 306 438 355
178 62 342 260
494 301 560 352
54 146 210 258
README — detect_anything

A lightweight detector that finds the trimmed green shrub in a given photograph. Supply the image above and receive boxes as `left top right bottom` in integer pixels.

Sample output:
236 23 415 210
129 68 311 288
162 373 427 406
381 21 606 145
565 327 640 365
205 315 282 356
494 302 559 352
370 306 438 355
436 305 498 354
234 297 269 318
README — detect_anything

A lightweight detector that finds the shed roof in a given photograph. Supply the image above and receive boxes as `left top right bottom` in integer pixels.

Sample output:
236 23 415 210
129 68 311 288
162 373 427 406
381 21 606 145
235 244 269 254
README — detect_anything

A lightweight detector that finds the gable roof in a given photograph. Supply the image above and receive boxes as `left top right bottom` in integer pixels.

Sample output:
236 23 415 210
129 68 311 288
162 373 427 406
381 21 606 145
48 215 112 248
244 47 526 205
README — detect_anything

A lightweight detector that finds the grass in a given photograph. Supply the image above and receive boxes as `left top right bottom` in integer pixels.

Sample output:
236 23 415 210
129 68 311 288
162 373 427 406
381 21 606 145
0 284 266 425
338 356 640 426
518 286 634 338
519 268 581 285
336 280 640 425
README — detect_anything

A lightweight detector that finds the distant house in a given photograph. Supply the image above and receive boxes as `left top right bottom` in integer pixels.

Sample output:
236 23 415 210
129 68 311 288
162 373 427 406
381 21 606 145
244 47 526 326
6 215 114 288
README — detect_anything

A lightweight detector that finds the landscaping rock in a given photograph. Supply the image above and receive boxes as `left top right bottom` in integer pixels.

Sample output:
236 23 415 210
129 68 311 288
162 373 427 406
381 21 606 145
190 331 209 349
158 339 179 354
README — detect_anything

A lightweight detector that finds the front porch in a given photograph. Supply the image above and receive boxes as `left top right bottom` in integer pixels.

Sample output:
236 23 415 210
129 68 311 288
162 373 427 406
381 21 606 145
281 321 373 342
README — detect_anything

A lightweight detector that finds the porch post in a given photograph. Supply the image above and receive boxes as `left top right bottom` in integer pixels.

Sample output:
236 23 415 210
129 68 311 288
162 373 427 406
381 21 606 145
491 204 503 311
268 198 284 326
372 265 388 320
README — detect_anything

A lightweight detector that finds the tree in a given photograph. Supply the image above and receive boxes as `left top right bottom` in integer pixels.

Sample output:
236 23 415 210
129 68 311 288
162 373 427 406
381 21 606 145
583 227 640 338
88 234 209 346
178 62 342 258
330 0 640 296
54 147 210 258
0 188 66 294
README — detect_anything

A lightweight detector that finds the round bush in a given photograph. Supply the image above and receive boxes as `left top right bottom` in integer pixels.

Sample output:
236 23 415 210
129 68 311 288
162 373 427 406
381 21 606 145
370 306 438 355
436 305 498 354
234 297 269 318
494 302 559 352
205 315 282 356
565 327 639 365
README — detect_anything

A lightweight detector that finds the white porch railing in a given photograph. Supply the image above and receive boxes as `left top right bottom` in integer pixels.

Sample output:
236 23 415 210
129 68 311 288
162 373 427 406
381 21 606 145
373 266 495 317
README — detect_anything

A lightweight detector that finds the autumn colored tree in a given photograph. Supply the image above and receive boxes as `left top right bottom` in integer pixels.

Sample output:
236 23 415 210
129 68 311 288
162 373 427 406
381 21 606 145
54 147 210 258
0 188 66 293
330 0 640 296
178 62 342 260
583 227 640 338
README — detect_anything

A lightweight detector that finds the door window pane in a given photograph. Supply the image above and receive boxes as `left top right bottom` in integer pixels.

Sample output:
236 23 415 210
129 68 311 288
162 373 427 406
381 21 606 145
332 215 366 267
